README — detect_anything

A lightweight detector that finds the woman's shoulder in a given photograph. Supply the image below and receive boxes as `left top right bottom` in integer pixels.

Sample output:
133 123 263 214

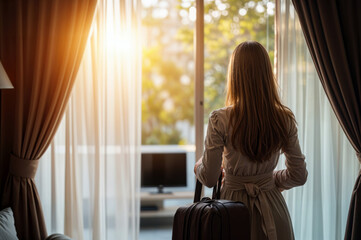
209 106 232 128
210 106 232 119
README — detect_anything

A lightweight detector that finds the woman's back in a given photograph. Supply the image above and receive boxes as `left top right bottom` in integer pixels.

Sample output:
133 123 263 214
196 107 307 240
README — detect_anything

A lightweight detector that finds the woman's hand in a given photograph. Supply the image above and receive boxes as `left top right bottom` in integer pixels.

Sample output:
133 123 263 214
194 158 203 174
194 157 225 186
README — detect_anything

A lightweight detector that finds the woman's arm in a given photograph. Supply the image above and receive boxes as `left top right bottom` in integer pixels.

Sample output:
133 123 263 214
273 120 308 190
195 111 225 188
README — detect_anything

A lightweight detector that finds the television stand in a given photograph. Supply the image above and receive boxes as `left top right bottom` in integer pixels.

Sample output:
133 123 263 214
140 191 194 218
149 185 173 194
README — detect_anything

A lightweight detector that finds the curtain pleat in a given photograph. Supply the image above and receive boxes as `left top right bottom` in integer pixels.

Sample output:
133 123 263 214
0 1 97 239
35 0 142 239
290 0 361 239
276 0 360 239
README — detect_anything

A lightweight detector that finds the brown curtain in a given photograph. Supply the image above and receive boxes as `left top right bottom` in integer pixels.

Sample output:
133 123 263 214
0 0 97 239
291 0 361 239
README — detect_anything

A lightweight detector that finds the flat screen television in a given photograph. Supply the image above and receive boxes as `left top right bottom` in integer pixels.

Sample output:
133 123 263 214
141 152 187 194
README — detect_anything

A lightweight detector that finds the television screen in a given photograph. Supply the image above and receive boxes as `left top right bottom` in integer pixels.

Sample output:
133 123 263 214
141 153 187 188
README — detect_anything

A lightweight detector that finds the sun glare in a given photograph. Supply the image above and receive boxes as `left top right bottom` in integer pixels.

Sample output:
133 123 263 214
104 2 137 58
105 27 136 56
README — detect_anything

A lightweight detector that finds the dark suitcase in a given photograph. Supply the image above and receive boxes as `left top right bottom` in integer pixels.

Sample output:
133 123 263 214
172 175 251 240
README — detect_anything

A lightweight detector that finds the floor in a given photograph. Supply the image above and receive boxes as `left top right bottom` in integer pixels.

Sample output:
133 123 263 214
139 227 172 240
139 217 173 240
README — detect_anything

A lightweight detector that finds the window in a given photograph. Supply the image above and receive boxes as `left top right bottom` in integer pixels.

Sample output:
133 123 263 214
141 0 275 147
140 1 275 237
142 0 195 146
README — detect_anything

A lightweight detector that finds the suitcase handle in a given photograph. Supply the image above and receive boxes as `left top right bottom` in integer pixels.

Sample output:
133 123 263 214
193 173 222 203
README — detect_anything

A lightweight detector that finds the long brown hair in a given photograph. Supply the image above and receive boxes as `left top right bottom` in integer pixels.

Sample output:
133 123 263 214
226 41 295 162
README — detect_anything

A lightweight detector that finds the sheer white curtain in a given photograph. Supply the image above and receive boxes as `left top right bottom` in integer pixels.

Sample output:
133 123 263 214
35 0 142 239
276 0 360 239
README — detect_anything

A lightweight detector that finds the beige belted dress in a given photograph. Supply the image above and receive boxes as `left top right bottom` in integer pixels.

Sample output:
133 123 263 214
196 107 308 240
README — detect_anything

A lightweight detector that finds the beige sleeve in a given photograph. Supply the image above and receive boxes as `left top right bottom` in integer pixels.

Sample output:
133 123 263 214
273 120 308 189
196 111 225 188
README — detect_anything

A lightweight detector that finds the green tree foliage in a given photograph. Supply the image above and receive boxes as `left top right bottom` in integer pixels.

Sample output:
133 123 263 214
142 0 274 145
142 45 194 144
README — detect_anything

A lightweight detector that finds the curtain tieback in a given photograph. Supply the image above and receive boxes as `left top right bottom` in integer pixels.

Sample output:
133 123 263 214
356 151 361 163
9 154 39 179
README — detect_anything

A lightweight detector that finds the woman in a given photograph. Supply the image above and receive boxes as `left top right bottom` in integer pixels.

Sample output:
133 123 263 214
194 41 307 240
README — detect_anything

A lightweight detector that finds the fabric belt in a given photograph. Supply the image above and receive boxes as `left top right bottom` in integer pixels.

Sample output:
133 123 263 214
224 172 277 240
9 154 39 179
